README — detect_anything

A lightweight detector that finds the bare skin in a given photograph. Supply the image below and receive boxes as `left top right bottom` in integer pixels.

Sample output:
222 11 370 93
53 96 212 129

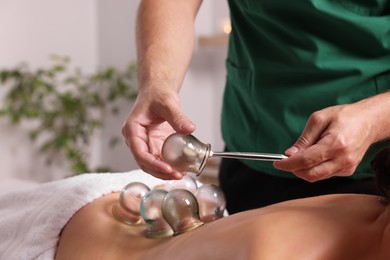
122 0 390 183
274 92 390 182
56 192 390 260
122 0 202 180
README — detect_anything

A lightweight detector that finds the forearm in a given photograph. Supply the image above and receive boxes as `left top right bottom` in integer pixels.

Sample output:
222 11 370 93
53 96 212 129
136 0 202 93
356 90 390 144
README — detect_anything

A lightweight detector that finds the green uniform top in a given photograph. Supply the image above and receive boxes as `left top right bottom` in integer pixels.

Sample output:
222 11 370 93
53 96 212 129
222 0 390 178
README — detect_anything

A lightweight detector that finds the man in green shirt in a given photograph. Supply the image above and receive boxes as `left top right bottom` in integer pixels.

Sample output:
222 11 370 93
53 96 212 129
123 0 390 213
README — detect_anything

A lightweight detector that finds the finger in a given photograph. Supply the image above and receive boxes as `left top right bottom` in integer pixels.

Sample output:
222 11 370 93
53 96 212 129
130 136 172 171
274 144 330 172
292 160 339 182
136 151 185 179
139 164 184 180
159 100 195 134
122 122 174 176
136 151 186 180
292 159 354 182
286 112 329 156
130 131 186 178
122 120 133 146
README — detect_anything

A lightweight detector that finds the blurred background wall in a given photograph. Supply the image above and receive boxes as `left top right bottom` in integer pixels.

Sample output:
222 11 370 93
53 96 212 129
0 0 229 181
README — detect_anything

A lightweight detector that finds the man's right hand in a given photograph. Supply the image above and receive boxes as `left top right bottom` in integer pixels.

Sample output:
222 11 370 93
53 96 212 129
123 0 202 179
122 88 195 180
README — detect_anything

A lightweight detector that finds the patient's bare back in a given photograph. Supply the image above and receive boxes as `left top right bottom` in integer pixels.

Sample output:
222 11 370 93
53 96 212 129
56 193 389 260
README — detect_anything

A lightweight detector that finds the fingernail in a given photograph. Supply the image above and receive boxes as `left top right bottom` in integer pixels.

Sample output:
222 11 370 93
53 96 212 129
180 122 194 131
172 172 184 179
273 161 280 169
286 146 299 155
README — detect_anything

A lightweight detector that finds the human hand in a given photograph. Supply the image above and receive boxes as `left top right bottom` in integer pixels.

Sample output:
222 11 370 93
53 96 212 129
273 103 376 182
122 89 195 180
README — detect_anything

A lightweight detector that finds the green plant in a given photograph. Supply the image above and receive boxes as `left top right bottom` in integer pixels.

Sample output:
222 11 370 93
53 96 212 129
0 55 138 174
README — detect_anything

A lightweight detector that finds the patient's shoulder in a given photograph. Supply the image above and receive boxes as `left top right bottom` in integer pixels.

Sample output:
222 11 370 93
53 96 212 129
230 194 385 259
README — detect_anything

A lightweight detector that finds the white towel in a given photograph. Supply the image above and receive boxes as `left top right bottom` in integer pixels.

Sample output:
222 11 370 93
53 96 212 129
0 170 165 260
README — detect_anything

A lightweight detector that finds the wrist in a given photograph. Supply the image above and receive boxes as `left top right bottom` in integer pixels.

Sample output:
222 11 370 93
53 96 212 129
137 61 181 93
356 91 390 143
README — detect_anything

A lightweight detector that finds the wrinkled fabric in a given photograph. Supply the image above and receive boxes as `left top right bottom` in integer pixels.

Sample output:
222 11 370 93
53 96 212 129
0 171 164 260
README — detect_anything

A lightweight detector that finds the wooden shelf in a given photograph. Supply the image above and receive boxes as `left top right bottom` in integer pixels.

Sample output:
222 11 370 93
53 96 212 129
198 34 229 48
196 157 220 185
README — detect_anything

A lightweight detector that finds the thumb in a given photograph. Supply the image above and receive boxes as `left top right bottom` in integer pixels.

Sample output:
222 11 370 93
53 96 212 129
161 103 196 134
170 111 196 134
286 116 324 156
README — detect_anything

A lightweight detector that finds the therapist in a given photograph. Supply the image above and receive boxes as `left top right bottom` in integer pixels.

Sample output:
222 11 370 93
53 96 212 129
122 0 390 213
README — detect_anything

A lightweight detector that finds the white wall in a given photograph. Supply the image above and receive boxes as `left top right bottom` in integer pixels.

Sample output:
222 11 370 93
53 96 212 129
0 0 98 70
0 0 229 182
0 0 98 181
180 0 229 150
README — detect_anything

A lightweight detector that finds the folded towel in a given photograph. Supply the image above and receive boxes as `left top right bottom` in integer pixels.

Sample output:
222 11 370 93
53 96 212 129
0 170 165 260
